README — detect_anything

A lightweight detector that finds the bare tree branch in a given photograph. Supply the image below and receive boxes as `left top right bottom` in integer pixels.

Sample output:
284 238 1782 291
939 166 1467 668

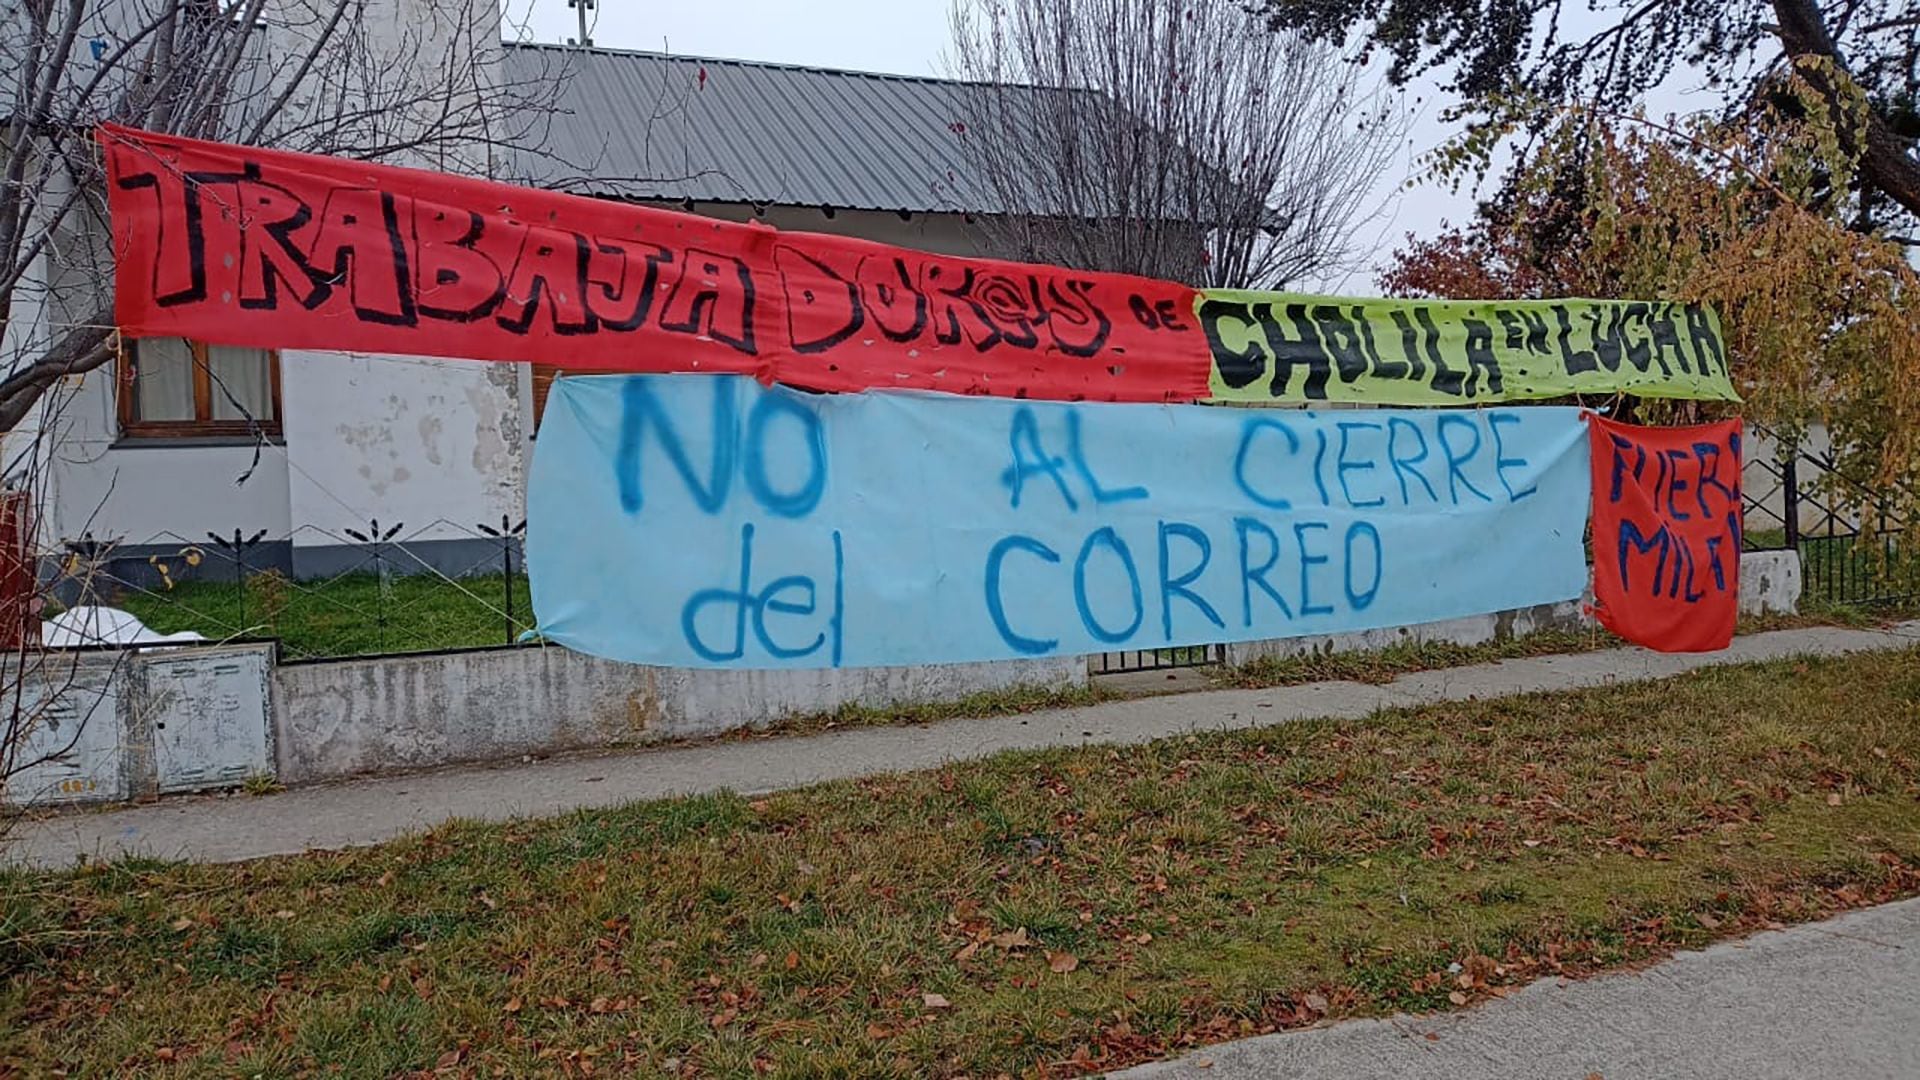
948 0 1407 288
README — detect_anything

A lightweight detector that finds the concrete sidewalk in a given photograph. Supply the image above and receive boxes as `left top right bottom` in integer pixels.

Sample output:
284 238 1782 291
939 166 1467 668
1112 895 1920 1080
6 621 1917 870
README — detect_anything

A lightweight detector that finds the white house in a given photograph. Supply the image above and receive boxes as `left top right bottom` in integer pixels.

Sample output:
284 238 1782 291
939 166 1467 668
19 26 1030 586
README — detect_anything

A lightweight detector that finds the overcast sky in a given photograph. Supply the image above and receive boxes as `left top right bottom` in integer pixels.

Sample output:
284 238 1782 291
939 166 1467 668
499 1 1713 293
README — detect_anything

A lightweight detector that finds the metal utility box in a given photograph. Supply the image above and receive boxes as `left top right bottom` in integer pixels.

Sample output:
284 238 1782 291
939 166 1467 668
3 656 125 805
145 645 274 794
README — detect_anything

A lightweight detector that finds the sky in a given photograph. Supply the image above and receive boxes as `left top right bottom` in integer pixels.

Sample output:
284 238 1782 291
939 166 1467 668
499 1 1715 293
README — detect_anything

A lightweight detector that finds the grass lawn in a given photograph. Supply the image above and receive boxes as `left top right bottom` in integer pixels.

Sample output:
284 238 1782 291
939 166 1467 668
6 648 1920 1077
109 572 535 658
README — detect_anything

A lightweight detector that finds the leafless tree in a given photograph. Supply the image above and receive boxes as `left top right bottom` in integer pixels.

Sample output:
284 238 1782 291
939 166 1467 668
948 0 1407 288
0 0 569 824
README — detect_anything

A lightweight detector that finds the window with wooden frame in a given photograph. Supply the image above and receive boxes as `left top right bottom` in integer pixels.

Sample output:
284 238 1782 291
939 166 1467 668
117 338 282 439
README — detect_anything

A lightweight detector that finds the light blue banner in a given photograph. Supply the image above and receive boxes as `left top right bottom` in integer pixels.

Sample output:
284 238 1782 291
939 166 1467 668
528 375 1591 669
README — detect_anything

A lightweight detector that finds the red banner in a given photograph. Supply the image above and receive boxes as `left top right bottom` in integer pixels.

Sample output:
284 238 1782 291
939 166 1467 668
1588 414 1744 652
98 124 1206 403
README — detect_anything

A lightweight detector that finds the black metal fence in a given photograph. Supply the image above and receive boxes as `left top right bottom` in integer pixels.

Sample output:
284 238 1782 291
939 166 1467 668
47 517 531 660
1741 426 1918 608
1089 644 1225 675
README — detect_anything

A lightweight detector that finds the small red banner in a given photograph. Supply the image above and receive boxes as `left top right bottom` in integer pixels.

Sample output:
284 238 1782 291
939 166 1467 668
97 125 1205 403
1588 414 1744 652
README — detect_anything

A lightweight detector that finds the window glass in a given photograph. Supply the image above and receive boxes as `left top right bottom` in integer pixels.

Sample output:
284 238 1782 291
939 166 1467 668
133 338 196 421
207 344 274 421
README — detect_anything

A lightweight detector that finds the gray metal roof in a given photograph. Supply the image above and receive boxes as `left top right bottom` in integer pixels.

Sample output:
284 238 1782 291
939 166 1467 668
499 43 1005 214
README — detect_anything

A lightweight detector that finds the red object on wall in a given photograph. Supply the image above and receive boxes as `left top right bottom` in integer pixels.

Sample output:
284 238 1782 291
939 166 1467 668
0 492 37 650
97 124 1207 404
1587 414 1744 652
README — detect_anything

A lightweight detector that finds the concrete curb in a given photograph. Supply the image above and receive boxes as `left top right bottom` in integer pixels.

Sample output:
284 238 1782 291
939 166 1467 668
6 620 1917 870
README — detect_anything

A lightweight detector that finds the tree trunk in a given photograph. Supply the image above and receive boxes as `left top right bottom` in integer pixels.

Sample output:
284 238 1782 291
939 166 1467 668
1771 0 1920 221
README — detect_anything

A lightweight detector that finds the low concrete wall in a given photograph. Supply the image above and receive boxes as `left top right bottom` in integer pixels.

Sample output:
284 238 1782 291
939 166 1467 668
1226 551 1801 667
1224 601 1585 667
1740 549 1802 615
271 647 1086 785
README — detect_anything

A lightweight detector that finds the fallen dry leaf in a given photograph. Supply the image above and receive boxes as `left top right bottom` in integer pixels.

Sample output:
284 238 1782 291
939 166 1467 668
990 927 1031 950
1047 951 1080 974
1698 912 1723 930
1302 992 1329 1013
1463 954 1498 985
954 941 982 962
1827 793 1844 807
784 950 800 970
922 992 952 1009
1447 991 1468 1006
169 917 193 932
503 996 523 1014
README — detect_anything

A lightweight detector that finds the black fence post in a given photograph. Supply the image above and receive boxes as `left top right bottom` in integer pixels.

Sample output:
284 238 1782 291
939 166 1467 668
1781 451 1800 551
234 530 246 627
344 519 404 652
62 534 114 606
209 528 268 631
478 515 528 644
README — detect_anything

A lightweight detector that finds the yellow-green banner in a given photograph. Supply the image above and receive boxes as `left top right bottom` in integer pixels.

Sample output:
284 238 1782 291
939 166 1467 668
1198 292 1739 405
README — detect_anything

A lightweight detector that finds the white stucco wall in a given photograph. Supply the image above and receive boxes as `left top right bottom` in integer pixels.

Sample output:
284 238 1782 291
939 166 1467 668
40 371 293 546
1743 424 1848 537
280 352 525 544
24 348 525 568
25 347 529 560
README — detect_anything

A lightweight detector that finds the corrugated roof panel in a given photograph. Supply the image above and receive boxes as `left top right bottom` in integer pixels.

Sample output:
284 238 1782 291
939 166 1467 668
498 43 1004 213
